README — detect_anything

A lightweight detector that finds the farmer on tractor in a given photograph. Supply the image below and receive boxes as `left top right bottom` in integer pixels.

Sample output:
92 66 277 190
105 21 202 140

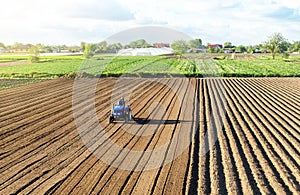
119 96 125 106
109 96 133 123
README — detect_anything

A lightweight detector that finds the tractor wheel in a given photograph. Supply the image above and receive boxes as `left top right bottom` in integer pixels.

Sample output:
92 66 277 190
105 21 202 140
128 110 133 121
109 116 114 124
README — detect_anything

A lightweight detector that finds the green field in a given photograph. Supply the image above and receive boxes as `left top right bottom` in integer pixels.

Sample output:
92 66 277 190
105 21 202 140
0 54 299 78
0 55 28 63
0 55 83 78
216 59 300 77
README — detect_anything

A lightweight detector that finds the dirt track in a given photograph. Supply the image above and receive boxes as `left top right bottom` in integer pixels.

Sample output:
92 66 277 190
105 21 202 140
0 77 299 194
0 60 29 68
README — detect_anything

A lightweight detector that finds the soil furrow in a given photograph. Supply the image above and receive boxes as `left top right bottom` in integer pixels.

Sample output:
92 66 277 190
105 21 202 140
94 79 182 194
242 79 300 131
0 77 299 194
224 79 277 194
227 79 294 194
248 79 300 114
21 79 163 194
229 79 299 193
197 79 211 194
212 79 243 194
50 79 173 194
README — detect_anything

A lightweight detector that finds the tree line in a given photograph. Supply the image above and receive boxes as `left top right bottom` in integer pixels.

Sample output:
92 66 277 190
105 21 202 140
171 33 300 59
1 32 299 60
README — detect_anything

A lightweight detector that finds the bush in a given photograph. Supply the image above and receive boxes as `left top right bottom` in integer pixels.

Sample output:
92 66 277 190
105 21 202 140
213 56 226 60
83 44 96 58
28 56 40 63
282 52 290 59
28 45 40 63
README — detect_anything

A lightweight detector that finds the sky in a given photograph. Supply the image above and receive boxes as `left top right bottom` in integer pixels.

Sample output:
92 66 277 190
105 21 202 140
1 0 300 46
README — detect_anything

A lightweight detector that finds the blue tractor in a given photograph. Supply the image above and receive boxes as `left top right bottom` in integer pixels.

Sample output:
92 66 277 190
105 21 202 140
109 97 133 123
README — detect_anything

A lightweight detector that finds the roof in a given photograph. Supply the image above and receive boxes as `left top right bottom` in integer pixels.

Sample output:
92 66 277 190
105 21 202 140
208 44 223 48
15 44 32 49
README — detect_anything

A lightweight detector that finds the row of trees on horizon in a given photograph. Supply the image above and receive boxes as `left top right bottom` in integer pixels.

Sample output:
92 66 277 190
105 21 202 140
82 33 300 59
1 33 300 60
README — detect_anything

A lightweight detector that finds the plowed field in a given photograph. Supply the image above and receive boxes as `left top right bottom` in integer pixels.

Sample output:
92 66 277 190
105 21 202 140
0 78 299 194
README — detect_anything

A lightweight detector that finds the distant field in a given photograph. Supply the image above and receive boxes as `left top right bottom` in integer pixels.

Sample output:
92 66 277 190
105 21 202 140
0 54 299 78
0 55 83 78
0 55 28 63
216 59 300 77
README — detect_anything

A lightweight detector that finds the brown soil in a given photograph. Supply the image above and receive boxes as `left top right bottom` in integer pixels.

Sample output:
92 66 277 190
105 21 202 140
0 77 299 194
0 60 29 68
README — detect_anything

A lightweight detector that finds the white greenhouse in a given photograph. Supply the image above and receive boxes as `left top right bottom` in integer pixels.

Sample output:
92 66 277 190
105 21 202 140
117 47 174 56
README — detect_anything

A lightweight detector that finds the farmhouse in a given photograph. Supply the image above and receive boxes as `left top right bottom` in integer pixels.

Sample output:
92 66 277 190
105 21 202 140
9 44 32 53
153 43 170 48
207 44 223 50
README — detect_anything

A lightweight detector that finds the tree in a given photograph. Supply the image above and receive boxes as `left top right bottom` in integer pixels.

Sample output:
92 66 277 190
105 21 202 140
35 43 46 53
129 39 149 48
28 45 40 63
56 45 68 52
68 46 80 53
264 33 287 59
109 43 122 53
171 40 188 55
12 42 22 48
246 45 254 53
97 41 108 53
208 46 218 53
83 43 96 58
129 41 137 48
290 41 300 52
136 39 149 48
80 42 86 52
224 42 234 48
236 45 247 53
0 42 6 49
43 46 53 53
188 38 202 50
252 44 267 53
92 41 108 53
280 41 291 53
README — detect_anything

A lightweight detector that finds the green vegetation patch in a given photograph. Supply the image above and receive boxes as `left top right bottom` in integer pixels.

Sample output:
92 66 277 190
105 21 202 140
0 57 83 78
0 55 299 78
216 59 300 77
0 55 28 63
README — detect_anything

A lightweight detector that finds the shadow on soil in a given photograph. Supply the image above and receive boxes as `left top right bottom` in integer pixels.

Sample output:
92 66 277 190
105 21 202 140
110 117 192 125
132 118 192 125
